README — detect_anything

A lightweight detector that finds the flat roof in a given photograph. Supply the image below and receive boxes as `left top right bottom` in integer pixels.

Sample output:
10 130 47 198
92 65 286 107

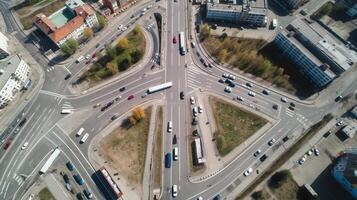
48 7 76 28
0 55 21 89
344 153 357 188
207 0 267 14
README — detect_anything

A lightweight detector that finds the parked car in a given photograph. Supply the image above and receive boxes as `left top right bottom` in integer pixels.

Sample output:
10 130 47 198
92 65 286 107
190 96 196 105
64 74 72 80
128 95 134 100
180 91 185 100
83 189 93 199
281 97 288 103
66 161 74 171
173 36 177 43
73 174 85 185
224 86 232 93
254 149 261 157
268 138 276 146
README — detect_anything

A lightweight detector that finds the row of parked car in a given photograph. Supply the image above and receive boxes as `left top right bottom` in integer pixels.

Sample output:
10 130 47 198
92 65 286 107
64 161 93 199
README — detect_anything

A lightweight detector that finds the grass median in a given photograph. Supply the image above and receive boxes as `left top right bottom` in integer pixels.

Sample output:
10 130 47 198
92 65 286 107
98 107 151 187
209 96 267 157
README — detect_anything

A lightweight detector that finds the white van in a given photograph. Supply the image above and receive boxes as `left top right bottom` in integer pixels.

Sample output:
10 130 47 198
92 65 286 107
61 109 73 114
76 56 84 63
172 185 178 197
76 128 84 137
80 133 89 144
167 121 172 133
173 147 178 161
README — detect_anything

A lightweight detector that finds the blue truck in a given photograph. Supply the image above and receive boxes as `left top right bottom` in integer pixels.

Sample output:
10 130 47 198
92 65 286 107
165 153 172 168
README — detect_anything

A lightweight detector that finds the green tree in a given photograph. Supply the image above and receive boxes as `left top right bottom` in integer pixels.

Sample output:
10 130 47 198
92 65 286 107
83 28 93 39
106 46 116 60
116 37 129 51
106 62 118 75
60 38 78 56
97 14 107 29
269 170 291 188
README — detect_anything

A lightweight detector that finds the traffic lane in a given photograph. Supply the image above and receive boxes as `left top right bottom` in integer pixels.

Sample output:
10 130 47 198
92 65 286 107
45 130 105 199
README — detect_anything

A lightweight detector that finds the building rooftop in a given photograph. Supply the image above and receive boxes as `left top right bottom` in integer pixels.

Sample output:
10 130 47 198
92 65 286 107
0 55 21 89
66 0 84 10
344 153 357 188
48 7 76 28
342 124 357 138
289 18 357 71
207 0 267 14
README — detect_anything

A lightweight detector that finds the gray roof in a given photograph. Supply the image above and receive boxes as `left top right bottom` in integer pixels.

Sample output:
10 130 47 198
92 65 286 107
0 54 21 90
206 0 267 14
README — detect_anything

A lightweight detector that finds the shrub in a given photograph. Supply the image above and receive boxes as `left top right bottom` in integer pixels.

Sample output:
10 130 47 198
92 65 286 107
268 170 291 188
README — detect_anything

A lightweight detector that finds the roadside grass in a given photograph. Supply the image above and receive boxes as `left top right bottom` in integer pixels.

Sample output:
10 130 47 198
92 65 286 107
99 107 151 186
153 106 163 189
202 34 295 93
80 27 146 83
38 187 55 200
251 188 271 200
18 0 67 30
236 114 333 199
209 96 267 156
269 170 299 200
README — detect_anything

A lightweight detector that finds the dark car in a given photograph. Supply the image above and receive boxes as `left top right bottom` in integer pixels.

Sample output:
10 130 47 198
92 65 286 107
192 117 198 126
180 91 185 100
199 58 204 63
208 63 213 68
192 129 199 136
272 104 278 110
119 87 126 92
288 106 295 111
335 95 343 102
290 102 295 107
111 114 118 121
76 192 84 200
260 154 268 162
128 95 134 100
19 118 27 127
73 174 85 185
213 194 222 200
131 15 135 18
61 172 70 183
83 189 93 199
95 43 100 48
3 140 11 150
173 134 177 144
64 74 72 80
173 36 177 44
66 161 74 171
228 82 235 88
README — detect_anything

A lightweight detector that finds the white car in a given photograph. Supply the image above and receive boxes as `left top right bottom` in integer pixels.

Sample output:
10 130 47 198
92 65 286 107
307 150 313 156
193 107 198 117
197 197 203 200
85 54 90 60
281 97 288 103
248 91 256 97
21 142 29 150
190 96 196 105
122 26 127 31
314 148 320 156
225 86 232 93
268 138 276 146
298 157 306 165
172 185 178 197
237 96 244 101
222 73 228 78
198 106 203 113
118 24 123 30
243 168 253 176
336 120 344 126
228 74 236 80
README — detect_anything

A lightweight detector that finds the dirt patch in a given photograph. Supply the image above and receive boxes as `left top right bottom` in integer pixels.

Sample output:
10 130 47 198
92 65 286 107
98 107 152 190
153 106 163 189
209 96 267 157
37 187 55 200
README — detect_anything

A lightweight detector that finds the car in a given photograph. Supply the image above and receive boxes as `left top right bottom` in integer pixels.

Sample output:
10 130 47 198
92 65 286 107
262 89 270 95
197 197 203 200
218 79 225 83
224 86 232 93
268 138 276 146
192 117 198 126
115 96 122 101
121 26 127 31
172 185 178 197
141 93 147 98
260 154 267 162
128 95 134 100
254 149 261 157
203 62 208 67
64 74 72 80
228 82 235 88
192 129 199 136
21 142 29 150
335 95 343 102
191 41 196 48
298 157 306 165
228 74 235 80
111 114 119 121
73 174 85 185
167 121 172 133
180 91 185 99
290 102 295 107
65 183 72 192
95 43 100 48
281 97 288 103
66 161 74 171
243 168 253 176
314 148 320 156
131 14 135 18
3 140 11 150
76 192 85 200
83 189 93 199
246 82 254 87
85 54 90 60
282 136 289 142
288 106 295 111
336 120 344 126
208 63 213 68
300 9 308 16
118 24 123 30
119 87 126 92
237 96 244 101
173 36 177 43
272 104 278 110
225 78 233 84
248 91 256 97
62 173 70 183
307 150 313 156
213 195 222 200
190 96 196 105
173 134 177 144
198 106 203 113
222 73 228 78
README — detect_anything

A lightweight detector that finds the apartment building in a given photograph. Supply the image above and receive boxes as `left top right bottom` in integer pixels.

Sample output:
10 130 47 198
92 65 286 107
34 0 98 47
206 0 268 27
0 55 30 108
0 32 10 60
274 18 357 87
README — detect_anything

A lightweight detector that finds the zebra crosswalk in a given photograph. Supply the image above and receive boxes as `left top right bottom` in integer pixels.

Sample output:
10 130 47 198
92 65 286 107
46 66 55 72
13 174 24 186
61 101 74 110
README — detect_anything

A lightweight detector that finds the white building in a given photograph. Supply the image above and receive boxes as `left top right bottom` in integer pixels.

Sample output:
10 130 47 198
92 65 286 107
0 55 30 107
0 32 10 60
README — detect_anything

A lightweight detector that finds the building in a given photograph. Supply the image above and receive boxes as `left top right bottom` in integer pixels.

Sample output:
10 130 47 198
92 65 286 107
347 2 357 17
0 55 30 107
351 106 357 119
283 0 306 9
102 0 119 13
206 0 268 27
342 124 357 138
332 152 357 199
274 18 357 87
34 0 98 47
0 32 10 60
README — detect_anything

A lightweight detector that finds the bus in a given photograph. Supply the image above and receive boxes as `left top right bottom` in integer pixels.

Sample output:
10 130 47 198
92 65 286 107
147 82 173 94
39 148 61 174
193 138 205 165
179 32 186 55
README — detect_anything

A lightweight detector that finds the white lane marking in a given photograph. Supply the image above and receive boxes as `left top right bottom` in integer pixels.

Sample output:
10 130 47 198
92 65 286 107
3 182 10 198
39 90 65 98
